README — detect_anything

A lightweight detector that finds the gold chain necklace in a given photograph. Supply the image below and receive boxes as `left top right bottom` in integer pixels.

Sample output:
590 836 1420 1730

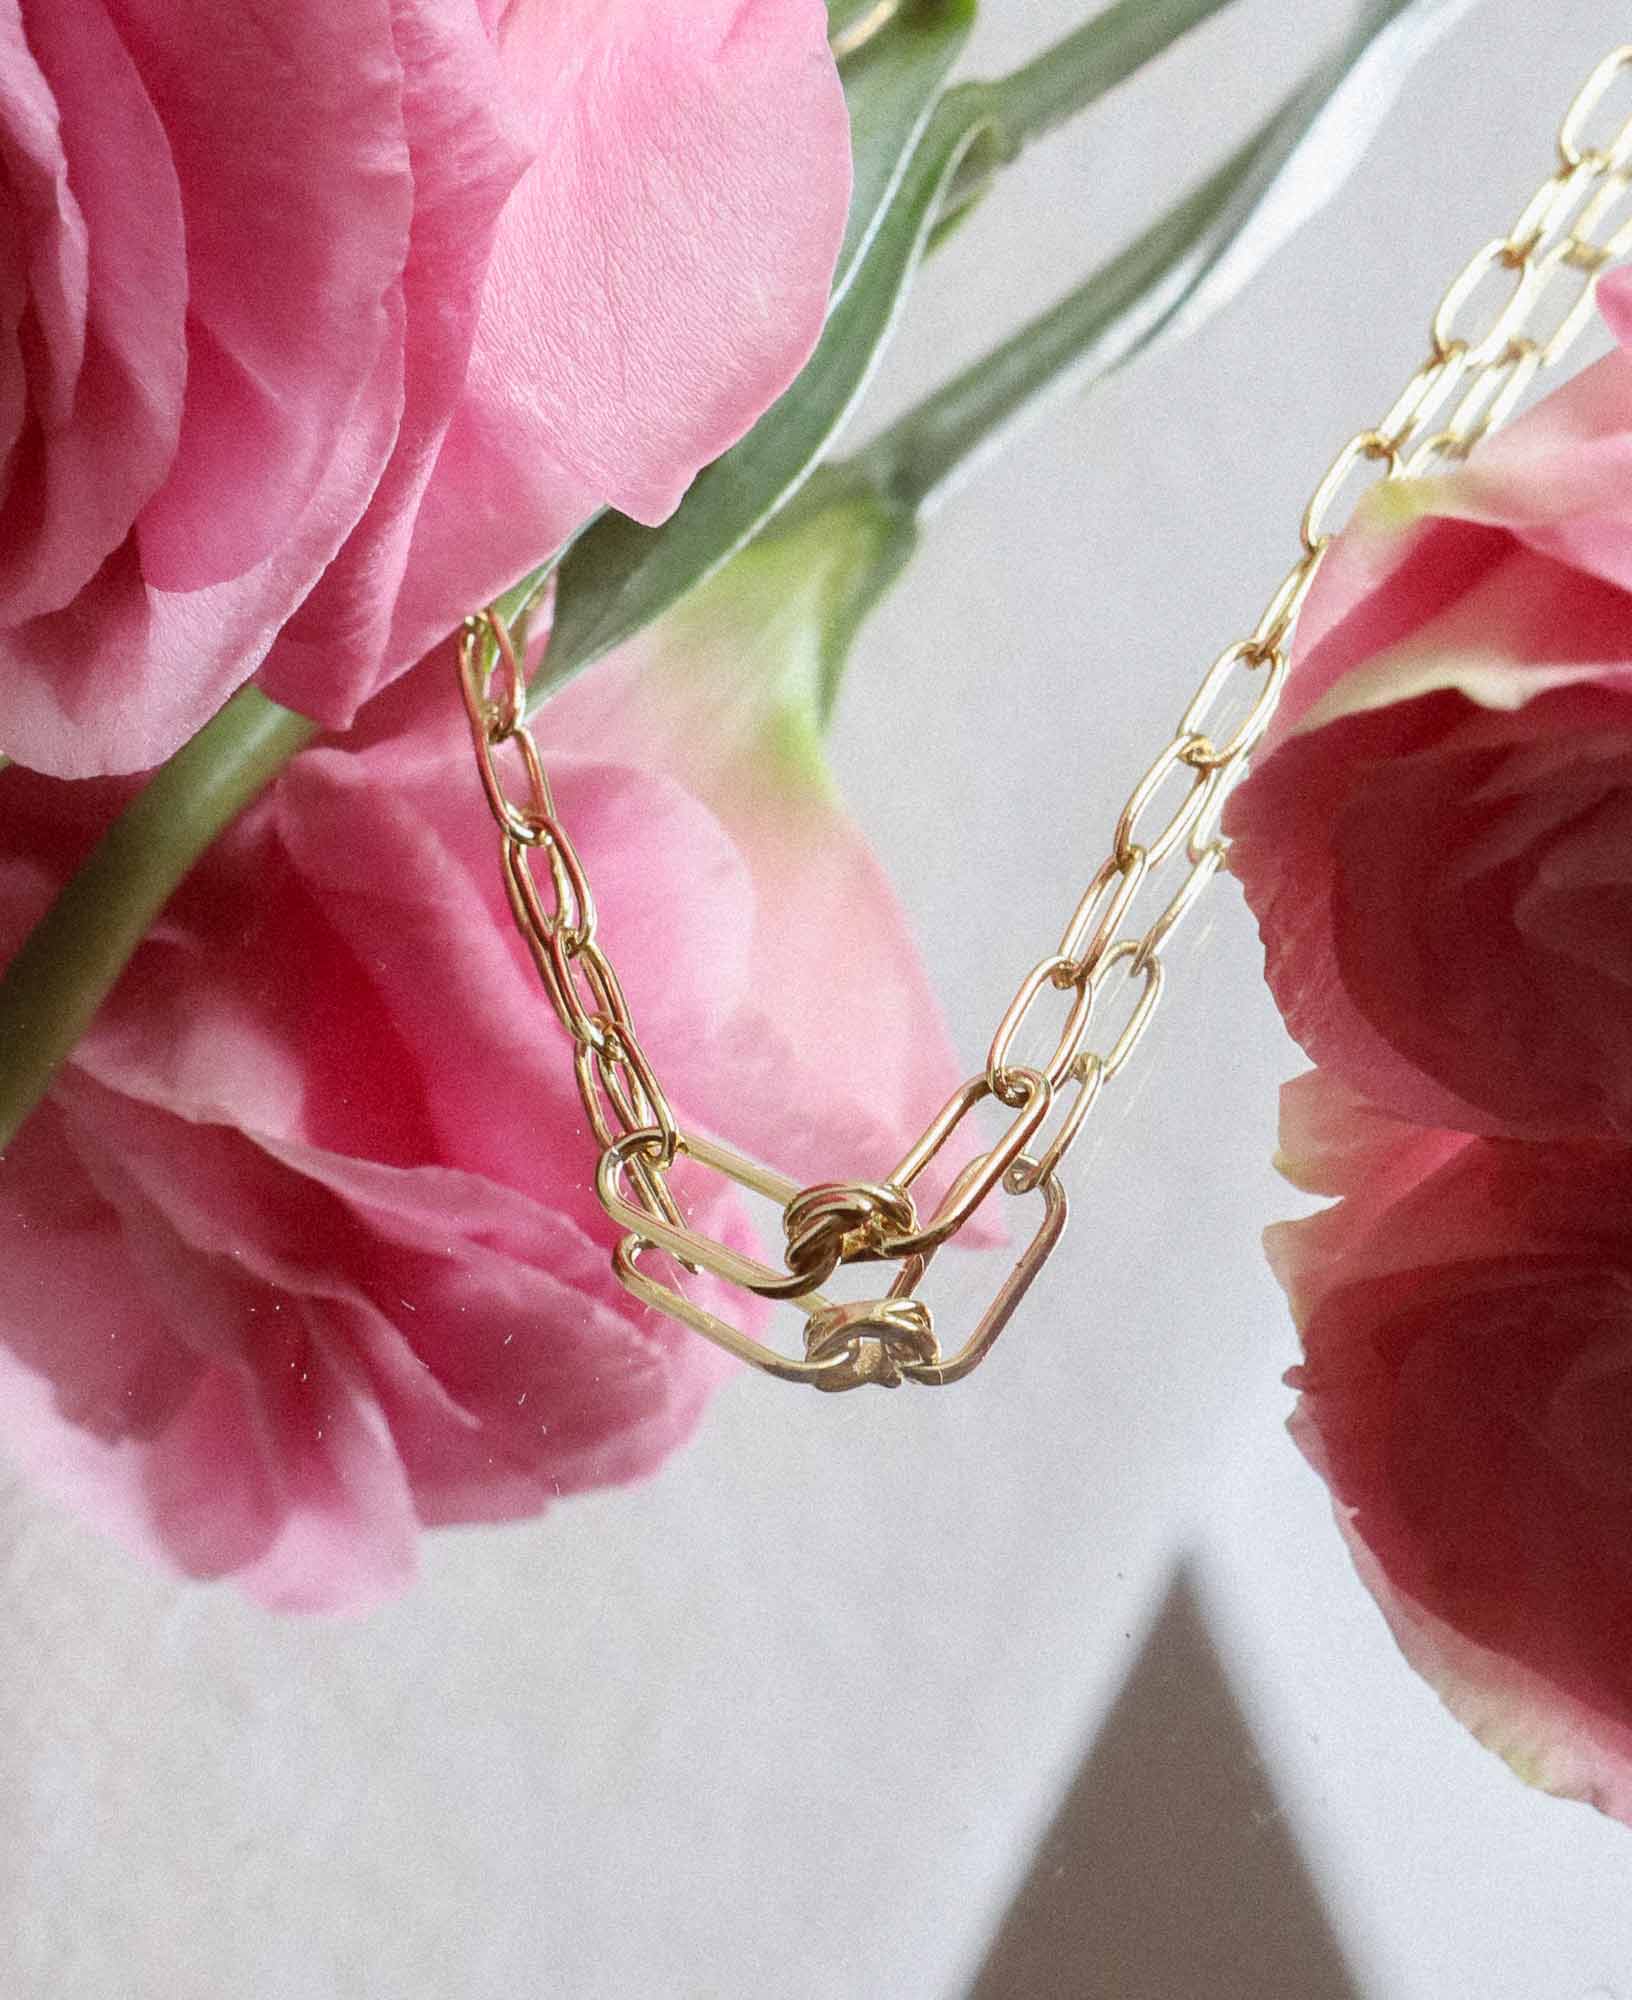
459 47 1632 1393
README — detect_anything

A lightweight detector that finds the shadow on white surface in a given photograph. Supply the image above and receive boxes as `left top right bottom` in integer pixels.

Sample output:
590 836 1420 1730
964 1561 1362 2000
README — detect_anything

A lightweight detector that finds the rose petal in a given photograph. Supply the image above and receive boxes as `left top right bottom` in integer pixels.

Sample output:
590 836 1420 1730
381 0 852 694
0 0 184 616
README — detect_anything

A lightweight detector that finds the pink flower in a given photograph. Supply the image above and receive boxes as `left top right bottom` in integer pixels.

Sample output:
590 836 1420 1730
0 536 963 1610
1225 270 1632 1145
0 0 850 779
1270 1067 1632 1823
543 498 966 1183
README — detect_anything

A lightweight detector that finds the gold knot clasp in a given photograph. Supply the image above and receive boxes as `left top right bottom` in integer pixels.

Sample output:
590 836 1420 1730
803 1296 939 1392
780 1180 919 1287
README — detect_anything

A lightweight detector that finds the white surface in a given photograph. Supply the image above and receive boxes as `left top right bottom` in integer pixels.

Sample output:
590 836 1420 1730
6 4 1632 1996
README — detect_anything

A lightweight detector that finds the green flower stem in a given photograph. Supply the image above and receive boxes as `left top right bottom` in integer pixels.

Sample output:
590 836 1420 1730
936 0 1241 232
989 0 1236 148
853 0 1470 517
0 689 315 1151
853 119 1264 515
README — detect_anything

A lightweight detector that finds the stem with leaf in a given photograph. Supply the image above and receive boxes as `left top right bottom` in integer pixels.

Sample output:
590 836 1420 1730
853 0 1476 515
0 692 314 1150
853 124 1268 514
934 0 1239 235
0 0 1464 1150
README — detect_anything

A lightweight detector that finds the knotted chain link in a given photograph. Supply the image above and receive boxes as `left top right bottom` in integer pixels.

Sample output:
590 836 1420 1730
462 47 1632 1390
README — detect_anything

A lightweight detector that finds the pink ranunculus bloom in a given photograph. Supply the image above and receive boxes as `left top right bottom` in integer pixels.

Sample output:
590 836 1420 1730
1270 1067 1632 1824
542 497 970 1184
0 605 962 1612
0 0 850 779
1225 270 1632 1145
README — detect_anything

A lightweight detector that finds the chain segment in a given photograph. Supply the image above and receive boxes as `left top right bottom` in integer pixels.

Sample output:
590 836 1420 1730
461 48 1632 1390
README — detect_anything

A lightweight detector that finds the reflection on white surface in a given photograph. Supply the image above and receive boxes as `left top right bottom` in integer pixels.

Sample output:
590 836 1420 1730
5 3 1632 1995
1195 1352 1632 2000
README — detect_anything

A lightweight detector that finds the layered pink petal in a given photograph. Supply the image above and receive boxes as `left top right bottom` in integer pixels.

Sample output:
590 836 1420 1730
1232 568 1632 1140
1271 1069 1632 1822
1430 344 1632 595
1 0 421 774
0 638 807 1605
1265 1070 1469 1325
113 0 416 594
0 1092 421 1613
0 996 747 1611
0 0 184 616
253 0 531 719
0 0 850 774
544 552 968 1194
383 0 852 699
1229 286 1632 1144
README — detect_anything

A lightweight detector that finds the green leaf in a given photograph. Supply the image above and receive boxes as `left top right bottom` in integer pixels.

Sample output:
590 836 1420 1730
828 0 974 305
526 0 1263 699
1149 0 1484 353
826 0 899 59
856 0 1482 514
523 0 978 708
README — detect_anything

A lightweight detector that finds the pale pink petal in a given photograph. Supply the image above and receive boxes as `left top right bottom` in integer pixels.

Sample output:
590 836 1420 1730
1411 348 1632 595
1259 514 1500 750
1265 1070 1471 1324
384 0 852 684
1263 338 1632 754
544 575 968 1194
1601 263 1632 348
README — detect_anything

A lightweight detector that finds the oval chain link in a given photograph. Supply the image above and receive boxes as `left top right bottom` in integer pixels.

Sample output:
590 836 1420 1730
460 51 1632 1387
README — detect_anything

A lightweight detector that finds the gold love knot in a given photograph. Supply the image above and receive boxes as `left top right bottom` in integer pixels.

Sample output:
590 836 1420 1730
803 1297 939 1392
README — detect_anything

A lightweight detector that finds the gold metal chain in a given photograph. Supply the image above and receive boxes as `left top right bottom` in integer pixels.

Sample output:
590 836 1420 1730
460 46 1632 1392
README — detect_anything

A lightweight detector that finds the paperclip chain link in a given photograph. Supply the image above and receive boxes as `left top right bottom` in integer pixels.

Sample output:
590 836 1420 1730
461 47 1632 1390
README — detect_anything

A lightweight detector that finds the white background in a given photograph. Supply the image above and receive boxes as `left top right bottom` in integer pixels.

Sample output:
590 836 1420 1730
6 4 1632 1997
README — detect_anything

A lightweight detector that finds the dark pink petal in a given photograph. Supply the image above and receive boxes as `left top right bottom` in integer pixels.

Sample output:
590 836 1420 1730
252 0 531 722
1231 535 1632 1141
1271 1071 1632 1821
0 0 184 617
1228 696 1506 1137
